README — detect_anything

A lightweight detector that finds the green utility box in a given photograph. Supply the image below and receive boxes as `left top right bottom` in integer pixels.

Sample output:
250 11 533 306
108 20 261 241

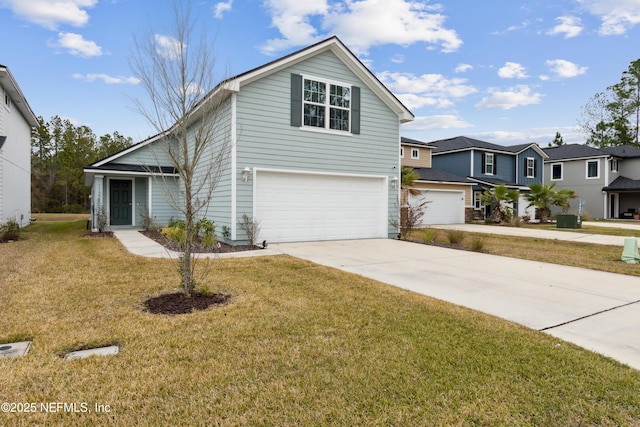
556 214 581 229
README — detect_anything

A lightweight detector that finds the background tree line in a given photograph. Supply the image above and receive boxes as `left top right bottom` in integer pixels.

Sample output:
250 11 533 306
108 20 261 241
580 59 640 147
31 116 133 213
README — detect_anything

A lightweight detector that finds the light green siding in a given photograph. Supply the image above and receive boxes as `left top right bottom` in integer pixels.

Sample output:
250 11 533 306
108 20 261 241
234 50 400 240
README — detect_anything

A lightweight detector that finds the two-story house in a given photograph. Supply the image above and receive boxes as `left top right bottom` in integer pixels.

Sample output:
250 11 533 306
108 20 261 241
425 136 547 220
85 37 414 243
0 65 38 227
543 144 640 219
400 137 473 224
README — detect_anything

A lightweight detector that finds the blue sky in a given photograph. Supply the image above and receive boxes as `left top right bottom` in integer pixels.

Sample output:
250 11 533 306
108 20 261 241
1 0 640 146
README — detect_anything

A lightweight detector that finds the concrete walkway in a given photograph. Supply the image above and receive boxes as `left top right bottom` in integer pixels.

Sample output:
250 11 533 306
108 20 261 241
112 230 280 259
430 221 640 246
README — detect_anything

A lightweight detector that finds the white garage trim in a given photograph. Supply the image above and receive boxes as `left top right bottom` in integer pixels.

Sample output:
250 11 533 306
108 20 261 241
254 168 389 243
409 189 465 225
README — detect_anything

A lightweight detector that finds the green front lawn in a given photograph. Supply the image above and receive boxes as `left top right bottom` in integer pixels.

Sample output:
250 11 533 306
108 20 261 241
1 221 639 426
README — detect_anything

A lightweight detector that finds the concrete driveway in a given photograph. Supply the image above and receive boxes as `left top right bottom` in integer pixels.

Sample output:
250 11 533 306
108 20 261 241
271 238 640 370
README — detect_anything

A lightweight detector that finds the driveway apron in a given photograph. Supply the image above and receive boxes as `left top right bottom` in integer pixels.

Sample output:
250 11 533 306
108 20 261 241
271 239 640 370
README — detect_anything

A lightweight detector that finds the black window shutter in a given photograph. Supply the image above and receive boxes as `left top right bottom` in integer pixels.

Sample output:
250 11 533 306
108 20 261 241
534 158 538 177
493 155 497 174
481 153 486 174
290 74 302 127
351 86 360 134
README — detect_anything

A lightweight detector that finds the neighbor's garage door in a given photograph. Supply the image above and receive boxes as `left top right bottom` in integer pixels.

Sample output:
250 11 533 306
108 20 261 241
410 189 465 225
255 170 388 243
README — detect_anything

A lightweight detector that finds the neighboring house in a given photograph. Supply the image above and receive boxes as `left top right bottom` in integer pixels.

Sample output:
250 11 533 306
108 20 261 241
400 137 473 224
425 136 547 220
543 144 640 219
84 37 414 243
0 65 38 227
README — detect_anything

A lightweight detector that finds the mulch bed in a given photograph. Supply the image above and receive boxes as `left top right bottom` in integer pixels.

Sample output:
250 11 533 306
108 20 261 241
141 230 262 253
143 292 231 315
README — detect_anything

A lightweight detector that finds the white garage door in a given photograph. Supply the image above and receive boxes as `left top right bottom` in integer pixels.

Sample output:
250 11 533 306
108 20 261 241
255 170 388 243
410 189 465 225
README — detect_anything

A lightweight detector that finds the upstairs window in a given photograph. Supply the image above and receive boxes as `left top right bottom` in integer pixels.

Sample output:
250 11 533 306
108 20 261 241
483 152 495 175
610 158 619 172
291 74 360 134
551 163 562 181
525 157 536 178
303 78 350 131
411 148 419 159
586 160 599 179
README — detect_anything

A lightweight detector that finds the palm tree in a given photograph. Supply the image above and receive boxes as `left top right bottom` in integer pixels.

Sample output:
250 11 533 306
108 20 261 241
553 188 576 214
480 184 519 223
524 183 554 223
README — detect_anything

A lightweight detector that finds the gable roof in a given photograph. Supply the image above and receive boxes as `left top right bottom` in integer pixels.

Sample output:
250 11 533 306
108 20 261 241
600 145 640 158
225 36 414 123
90 36 414 168
0 64 38 127
420 135 547 158
543 144 608 161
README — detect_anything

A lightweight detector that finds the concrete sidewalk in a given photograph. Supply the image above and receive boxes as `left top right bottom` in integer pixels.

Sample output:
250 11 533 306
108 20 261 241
431 221 640 246
271 239 640 370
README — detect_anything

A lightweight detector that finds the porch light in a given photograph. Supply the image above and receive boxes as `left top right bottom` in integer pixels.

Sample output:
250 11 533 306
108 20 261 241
391 176 399 189
242 167 251 182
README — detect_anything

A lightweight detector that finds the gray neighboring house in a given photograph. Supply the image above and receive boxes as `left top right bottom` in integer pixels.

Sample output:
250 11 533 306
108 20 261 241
543 144 640 219
0 65 38 227
84 36 414 243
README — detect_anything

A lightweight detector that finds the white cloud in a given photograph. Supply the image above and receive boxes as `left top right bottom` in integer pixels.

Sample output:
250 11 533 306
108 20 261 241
73 73 140 84
390 54 405 64
50 32 102 57
545 59 588 78
475 85 542 110
454 63 473 73
260 0 462 55
377 71 476 111
577 0 640 35
404 115 473 131
155 34 183 60
498 62 528 79
213 0 234 19
0 0 96 30
547 16 583 38
378 71 477 100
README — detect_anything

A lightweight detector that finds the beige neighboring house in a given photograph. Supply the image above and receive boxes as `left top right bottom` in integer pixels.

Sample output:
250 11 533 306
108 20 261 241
0 65 38 227
401 137 473 224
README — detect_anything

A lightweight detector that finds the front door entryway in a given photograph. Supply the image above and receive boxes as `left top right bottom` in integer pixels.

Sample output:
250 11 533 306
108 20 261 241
110 180 132 225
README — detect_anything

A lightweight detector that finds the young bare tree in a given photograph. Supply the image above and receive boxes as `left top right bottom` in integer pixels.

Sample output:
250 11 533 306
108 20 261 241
130 0 231 296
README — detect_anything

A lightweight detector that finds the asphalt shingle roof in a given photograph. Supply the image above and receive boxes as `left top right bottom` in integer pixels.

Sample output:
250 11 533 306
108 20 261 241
602 176 640 191
601 145 640 158
543 144 609 161
424 136 538 154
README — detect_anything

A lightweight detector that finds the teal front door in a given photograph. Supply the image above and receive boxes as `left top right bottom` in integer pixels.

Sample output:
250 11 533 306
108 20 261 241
110 180 132 225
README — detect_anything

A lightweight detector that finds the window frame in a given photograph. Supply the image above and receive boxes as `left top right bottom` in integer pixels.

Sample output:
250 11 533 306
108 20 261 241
400 147 404 158
525 157 535 178
551 163 563 181
484 153 495 175
301 74 352 134
411 148 419 159
586 159 599 179
610 158 619 172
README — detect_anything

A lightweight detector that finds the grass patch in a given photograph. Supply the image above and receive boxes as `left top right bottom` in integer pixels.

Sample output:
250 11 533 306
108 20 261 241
2 221 640 425
408 228 640 277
